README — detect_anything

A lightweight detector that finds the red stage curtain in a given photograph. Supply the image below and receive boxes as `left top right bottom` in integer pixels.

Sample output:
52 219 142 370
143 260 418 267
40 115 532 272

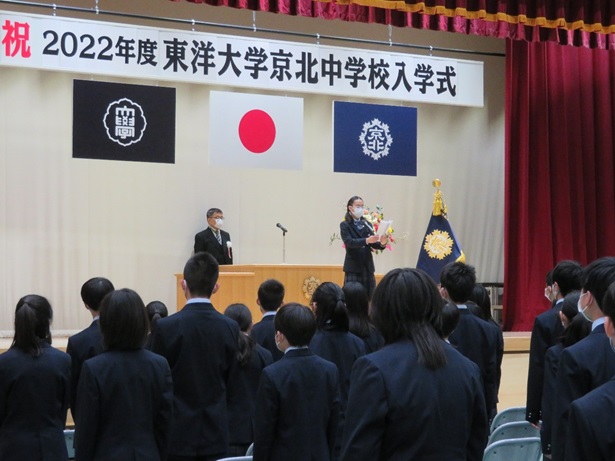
174 0 615 48
504 38 615 331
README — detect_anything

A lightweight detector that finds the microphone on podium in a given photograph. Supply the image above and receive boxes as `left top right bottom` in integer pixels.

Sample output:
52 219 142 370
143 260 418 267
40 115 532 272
276 223 288 233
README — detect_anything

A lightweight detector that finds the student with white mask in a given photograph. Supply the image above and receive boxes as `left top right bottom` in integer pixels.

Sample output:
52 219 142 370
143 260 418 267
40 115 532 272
551 257 615 461
339 196 387 299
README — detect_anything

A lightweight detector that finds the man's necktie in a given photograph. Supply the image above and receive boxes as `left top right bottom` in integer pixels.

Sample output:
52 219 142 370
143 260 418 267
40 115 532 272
216 231 222 245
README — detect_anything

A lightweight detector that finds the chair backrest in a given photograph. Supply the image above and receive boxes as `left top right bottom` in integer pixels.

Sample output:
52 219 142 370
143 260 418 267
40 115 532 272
490 406 526 433
245 443 254 456
483 437 542 461
64 429 75 459
487 421 540 446
216 457 253 461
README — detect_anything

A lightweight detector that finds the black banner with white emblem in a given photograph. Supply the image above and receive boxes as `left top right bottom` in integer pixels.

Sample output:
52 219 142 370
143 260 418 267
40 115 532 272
72 80 175 163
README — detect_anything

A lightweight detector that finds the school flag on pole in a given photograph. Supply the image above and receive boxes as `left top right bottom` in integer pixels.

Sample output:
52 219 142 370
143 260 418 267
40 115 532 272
333 101 417 176
416 179 465 281
209 91 303 170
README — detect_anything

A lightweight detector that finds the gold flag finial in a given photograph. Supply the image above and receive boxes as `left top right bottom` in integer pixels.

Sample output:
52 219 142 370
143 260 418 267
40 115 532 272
432 179 448 217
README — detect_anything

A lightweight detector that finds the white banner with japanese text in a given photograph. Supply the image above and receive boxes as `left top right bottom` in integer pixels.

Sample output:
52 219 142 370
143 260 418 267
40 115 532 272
0 10 483 107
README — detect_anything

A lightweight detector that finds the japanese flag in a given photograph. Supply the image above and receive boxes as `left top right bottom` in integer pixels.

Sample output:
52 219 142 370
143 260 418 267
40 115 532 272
209 91 303 170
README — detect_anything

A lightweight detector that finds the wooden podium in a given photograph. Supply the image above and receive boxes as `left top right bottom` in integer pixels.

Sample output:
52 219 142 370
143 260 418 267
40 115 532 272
175 264 347 322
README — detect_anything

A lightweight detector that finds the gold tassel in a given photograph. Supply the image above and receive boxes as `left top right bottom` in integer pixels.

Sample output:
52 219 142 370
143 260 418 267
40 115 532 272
432 179 448 217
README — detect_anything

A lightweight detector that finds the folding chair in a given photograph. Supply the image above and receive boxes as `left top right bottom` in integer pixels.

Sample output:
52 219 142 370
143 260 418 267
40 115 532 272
487 421 540 446
64 429 75 459
245 443 254 455
483 437 542 461
216 457 253 461
490 406 527 433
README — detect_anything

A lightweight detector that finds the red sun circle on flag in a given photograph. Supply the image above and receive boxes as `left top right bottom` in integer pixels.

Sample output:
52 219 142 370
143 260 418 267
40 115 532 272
238 109 276 154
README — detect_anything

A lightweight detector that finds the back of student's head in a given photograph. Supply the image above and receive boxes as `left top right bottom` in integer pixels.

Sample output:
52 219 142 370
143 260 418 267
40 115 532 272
224 303 255 366
257 279 285 311
582 257 615 310
80 277 115 312
561 313 591 348
12 294 53 357
468 284 492 322
184 252 219 297
100 289 149 351
552 260 583 296
440 262 476 304
311 282 349 332
601 280 615 327
439 302 460 339
343 281 371 338
561 291 581 322
275 303 316 347
145 301 168 331
372 268 446 369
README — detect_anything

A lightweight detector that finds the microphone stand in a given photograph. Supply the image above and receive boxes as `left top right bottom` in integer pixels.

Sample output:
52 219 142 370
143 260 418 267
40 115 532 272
281 228 287 263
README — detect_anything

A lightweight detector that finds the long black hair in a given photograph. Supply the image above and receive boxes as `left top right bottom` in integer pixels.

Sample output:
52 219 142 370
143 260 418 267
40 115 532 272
343 281 371 338
12 294 53 357
372 268 446 369
311 282 349 332
224 303 255 366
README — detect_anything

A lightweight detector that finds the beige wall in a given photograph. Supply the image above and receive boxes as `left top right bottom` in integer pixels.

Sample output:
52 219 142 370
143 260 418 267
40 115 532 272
0 0 506 334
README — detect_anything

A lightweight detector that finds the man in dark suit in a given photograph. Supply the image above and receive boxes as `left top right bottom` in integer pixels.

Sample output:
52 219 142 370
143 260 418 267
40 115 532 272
66 276 114 414
440 262 498 426
551 257 615 461
149 252 240 461
194 207 233 265
253 303 340 461
526 260 582 428
250 279 285 362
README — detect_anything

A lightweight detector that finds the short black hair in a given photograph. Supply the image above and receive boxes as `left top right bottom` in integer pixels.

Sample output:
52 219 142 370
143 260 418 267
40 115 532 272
184 252 219 297
440 262 476 304
582 257 615 310
552 260 583 296
80 277 115 312
275 303 316 347
561 291 581 321
601 281 615 324
206 208 223 218
439 302 460 339
100 288 149 351
257 279 285 311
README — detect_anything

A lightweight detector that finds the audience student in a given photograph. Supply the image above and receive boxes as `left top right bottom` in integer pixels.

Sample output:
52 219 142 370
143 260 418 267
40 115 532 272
0 295 71 461
564 281 615 461
340 268 488 461
467 284 504 418
251 279 285 362
342 281 384 353
440 262 498 424
253 303 340 461
149 252 240 461
439 301 461 342
550 257 615 461
309 282 366 458
540 291 589 457
144 300 168 348
224 303 273 457
526 260 583 426
74 289 173 461
66 277 114 414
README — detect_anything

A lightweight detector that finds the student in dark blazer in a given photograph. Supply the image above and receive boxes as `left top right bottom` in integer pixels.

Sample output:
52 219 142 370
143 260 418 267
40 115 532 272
224 303 273 457
440 262 498 424
309 282 365 458
564 280 615 461
149 252 240 461
0 295 71 461
339 196 387 299
251 279 285 362
66 277 114 414
343 281 384 353
340 268 488 461
540 292 589 457
74 288 173 461
253 303 340 461
551 257 615 461
194 207 233 265
526 261 582 425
